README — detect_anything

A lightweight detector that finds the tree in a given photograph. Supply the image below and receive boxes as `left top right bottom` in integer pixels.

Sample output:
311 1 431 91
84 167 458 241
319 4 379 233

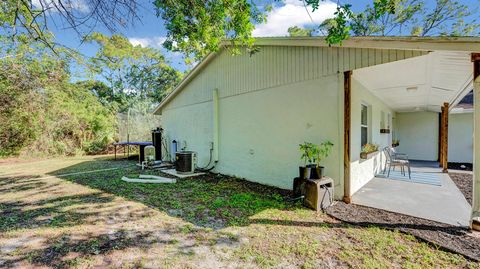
288 26 314 37
0 0 140 50
0 0 396 59
86 32 182 112
152 0 267 62
0 39 116 157
347 0 479 37
1 0 478 65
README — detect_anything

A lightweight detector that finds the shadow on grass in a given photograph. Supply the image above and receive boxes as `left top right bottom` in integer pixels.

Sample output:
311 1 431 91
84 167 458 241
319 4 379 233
47 157 471 235
0 185 115 232
3 157 477 266
0 176 47 194
250 218 467 235
44 157 297 229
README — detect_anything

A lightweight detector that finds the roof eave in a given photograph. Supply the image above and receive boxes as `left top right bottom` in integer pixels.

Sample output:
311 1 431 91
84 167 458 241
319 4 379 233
249 36 480 52
153 52 218 114
154 36 480 114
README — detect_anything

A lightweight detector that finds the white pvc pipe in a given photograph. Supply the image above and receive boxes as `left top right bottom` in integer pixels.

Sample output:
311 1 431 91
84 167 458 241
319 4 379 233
121 176 176 184
213 88 219 162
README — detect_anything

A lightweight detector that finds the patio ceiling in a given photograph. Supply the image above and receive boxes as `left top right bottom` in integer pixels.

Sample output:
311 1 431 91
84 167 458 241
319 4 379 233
353 51 473 112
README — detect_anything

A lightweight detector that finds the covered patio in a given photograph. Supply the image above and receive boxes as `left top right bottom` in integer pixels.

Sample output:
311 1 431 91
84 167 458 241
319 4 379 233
353 161 471 226
344 42 480 228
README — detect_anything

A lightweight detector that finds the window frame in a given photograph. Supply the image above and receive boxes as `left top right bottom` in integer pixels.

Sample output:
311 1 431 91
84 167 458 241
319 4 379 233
360 103 370 147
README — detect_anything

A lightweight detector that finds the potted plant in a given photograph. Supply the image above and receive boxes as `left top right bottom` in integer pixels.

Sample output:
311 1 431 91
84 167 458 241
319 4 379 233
360 143 379 159
299 141 334 179
310 141 334 179
392 139 400 147
299 142 315 179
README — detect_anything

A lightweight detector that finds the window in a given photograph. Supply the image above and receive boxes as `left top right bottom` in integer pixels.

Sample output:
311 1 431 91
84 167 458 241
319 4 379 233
361 104 369 147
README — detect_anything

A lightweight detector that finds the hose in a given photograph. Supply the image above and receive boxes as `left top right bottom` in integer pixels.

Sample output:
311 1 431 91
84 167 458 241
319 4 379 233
196 147 215 172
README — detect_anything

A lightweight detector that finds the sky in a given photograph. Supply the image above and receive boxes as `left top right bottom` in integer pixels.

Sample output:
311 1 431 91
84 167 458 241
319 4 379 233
41 0 339 74
39 0 479 76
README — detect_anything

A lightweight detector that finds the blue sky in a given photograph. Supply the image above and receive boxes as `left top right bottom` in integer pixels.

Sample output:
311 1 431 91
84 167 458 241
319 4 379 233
42 0 479 76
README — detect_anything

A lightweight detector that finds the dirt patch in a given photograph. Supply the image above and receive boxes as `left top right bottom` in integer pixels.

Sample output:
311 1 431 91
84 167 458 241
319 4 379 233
326 202 480 261
449 173 473 205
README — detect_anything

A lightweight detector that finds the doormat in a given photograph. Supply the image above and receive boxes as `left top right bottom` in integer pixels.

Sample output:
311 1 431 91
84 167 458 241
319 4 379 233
376 170 442 186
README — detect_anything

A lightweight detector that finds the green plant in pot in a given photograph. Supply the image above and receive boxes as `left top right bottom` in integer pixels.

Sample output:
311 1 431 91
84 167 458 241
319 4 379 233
299 142 315 179
392 139 400 147
360 143 379 159
299 141 334 179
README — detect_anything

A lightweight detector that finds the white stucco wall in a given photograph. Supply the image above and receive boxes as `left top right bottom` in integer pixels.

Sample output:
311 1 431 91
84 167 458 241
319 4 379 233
449 112 473 163
161 101 214 165
350 76 394 195
217 75 342 191
162 75 343 195
396 111 439 161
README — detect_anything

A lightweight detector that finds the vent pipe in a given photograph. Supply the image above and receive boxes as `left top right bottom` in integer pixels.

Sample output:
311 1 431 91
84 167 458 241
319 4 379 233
213 88 219 162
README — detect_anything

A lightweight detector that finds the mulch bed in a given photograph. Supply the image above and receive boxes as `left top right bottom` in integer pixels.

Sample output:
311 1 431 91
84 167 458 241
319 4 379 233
326 202 480 261
448 162 473 171
449 172 473 205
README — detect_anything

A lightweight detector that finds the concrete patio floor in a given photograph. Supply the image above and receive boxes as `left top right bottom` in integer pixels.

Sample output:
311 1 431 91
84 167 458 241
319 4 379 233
352 162 472 227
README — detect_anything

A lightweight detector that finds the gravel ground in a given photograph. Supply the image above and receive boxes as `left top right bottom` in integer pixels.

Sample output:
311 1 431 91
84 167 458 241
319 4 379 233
449 172 473 205
326 202 480 261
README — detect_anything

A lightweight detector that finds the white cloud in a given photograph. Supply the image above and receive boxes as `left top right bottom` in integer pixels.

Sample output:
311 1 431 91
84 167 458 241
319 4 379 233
128 36 167 48
32 0 90 13
253 0 337 37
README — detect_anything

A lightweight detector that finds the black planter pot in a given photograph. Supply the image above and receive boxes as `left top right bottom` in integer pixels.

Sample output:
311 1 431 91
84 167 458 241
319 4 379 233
310 166 325 179
299 165 324 179
299 166 311 179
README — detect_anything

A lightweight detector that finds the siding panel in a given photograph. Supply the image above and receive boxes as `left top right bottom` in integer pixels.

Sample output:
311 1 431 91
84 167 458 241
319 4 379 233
163 46 428 110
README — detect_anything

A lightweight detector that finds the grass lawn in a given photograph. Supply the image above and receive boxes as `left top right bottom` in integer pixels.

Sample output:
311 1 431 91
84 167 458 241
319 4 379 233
0 155 479 268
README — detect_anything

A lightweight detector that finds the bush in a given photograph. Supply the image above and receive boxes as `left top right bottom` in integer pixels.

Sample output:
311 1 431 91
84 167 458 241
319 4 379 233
0 55 116 158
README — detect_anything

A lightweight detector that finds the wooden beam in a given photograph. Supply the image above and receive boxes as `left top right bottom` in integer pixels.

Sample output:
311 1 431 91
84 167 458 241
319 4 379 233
472 53 480 231
472 53 480 64
442 103 449 173
343 71 352 204
474 53 480 80
439 108 444 168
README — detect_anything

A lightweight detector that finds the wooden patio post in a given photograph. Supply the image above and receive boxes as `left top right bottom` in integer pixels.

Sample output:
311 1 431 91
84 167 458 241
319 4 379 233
442 102 449 173
343 71 352 203
439 106 444 168
472 53 480 230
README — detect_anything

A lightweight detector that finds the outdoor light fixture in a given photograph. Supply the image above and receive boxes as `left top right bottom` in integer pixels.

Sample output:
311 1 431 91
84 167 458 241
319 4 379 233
406 86 418 92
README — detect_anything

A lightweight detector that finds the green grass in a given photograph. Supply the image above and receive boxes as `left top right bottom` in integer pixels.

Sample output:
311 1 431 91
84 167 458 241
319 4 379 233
48 158 291 228
0 155 478 268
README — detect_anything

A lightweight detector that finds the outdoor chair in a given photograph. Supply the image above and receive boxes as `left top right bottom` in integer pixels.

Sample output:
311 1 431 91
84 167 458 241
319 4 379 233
383 146 411 179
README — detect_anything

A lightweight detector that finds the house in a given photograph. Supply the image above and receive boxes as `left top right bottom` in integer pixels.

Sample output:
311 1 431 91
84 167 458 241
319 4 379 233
154 37 480 228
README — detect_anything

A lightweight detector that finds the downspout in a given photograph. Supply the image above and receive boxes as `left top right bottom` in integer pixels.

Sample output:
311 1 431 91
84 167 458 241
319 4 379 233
213 88 219 162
